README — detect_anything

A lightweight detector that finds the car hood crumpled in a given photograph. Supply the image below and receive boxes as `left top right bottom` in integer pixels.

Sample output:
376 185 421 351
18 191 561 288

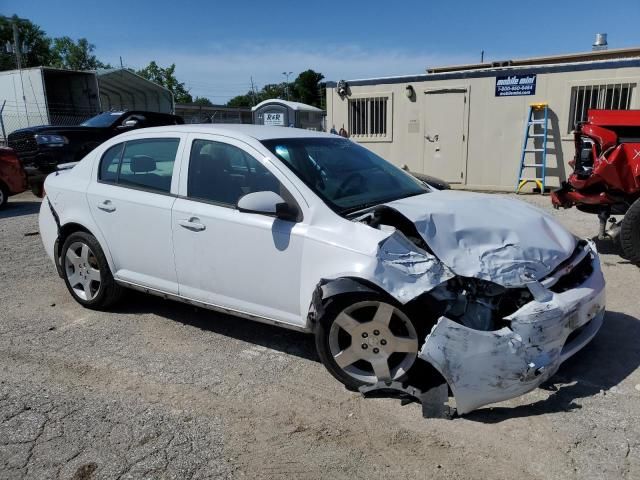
383 190 577 287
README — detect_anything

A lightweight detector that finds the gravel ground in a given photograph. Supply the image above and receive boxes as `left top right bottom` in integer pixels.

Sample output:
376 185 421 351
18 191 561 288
1 191 639 480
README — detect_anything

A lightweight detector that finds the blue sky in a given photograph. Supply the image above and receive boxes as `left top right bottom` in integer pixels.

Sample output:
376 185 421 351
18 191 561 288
5 0 640 102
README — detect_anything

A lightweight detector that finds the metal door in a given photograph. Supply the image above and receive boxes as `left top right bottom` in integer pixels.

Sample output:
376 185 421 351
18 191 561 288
423 88 469 183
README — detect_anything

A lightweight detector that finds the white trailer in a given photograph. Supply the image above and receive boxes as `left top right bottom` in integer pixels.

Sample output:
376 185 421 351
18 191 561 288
0 67 174 143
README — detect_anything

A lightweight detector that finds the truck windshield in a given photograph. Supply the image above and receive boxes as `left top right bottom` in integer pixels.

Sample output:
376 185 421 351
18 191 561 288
261 137 428 214
80 112 124 128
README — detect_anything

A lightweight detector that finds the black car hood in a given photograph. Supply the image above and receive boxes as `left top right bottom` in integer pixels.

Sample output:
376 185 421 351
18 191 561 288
10 125 106 135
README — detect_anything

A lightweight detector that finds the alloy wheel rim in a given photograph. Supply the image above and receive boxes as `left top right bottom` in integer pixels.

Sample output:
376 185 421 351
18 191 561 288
328 301 419 384
64 241 101 301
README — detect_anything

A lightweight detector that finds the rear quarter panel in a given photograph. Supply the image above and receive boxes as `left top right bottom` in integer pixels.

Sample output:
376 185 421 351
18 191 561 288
42 151 117 272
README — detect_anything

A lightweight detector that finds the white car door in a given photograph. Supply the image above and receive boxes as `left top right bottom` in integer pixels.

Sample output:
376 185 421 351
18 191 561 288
172 134 307 327
87 133 185 294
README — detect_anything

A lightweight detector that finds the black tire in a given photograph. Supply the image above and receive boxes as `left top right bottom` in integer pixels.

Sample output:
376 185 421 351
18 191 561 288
315 292 427 391
0 181 8 210
60 231 123 310
620 199 640 265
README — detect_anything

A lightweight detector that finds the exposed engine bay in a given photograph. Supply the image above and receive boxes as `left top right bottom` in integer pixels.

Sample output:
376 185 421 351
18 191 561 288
359 204 533 332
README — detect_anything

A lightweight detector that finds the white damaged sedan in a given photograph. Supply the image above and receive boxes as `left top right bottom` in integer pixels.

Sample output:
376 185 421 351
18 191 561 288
39 125 605 414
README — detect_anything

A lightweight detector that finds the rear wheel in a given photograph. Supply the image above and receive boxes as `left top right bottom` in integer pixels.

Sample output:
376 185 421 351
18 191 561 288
61 231 123 309
0 182 8 209
620 199 640 265
315 294 421 390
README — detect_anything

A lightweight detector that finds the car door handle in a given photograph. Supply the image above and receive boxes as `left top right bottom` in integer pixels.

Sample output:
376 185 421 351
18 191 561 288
179 217 206 232
96 200 116 212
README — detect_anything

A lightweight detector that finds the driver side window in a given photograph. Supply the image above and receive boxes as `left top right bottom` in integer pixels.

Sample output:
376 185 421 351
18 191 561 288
187 140 283 206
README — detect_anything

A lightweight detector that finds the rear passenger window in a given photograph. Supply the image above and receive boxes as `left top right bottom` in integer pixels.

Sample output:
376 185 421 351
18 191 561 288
99 138 180 194
187 140 282 206
99 143 124 183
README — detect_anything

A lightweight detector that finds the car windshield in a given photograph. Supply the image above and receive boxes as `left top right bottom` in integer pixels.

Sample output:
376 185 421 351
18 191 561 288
261 137 429 214
80 112 124 128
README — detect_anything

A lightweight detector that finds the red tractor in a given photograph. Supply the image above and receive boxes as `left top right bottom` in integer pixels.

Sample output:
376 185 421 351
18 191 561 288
551 109 640 264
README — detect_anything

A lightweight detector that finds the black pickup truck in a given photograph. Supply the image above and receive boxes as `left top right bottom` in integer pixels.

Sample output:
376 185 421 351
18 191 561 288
8 110 184 193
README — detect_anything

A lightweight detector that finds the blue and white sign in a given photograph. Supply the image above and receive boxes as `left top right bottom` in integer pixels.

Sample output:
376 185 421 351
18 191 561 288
495 74 537 97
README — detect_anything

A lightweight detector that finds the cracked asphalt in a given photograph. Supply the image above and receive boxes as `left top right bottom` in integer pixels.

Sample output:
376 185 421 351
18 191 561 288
1 191 640 479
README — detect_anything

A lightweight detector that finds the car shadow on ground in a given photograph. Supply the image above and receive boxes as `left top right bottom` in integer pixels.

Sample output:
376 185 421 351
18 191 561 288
0 200 41 219
110 295 640 422
114 291 320 362
464 310 640 423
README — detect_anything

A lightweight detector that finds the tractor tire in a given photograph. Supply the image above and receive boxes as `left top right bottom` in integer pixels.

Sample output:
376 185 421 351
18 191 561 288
620 199 640 265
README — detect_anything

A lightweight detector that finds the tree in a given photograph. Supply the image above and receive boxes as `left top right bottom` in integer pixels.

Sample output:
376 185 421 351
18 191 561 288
0 15 55 71
226 71 326 108
50 36 108 70
226 82 287 107
137 61 193 104
227 94 255 108
293 69 324 107
192 96 214 106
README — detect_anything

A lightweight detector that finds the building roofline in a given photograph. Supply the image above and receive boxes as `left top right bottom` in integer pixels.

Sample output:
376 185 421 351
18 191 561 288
426 46 640 73
325 55 640 88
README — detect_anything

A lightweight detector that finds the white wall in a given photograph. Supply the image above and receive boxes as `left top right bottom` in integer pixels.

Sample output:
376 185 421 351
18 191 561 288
327 64 640 191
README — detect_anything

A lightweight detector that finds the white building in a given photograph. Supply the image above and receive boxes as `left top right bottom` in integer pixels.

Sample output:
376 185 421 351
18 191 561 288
325 47 640 191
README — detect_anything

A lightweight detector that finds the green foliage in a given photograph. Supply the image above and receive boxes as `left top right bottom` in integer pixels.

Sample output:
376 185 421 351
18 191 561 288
50 36 109 70
292 69 325 107
226 70 325 108
192 96 214 106
136 61 193 104
0 15 55 70
226 94 255 108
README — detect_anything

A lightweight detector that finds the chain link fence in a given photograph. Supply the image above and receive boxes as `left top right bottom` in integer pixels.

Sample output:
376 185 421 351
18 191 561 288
0 98 101 145
1 103 256 145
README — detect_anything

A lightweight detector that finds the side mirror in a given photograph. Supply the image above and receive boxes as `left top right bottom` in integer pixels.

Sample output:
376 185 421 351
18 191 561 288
118 119 139 129
237 191 299 221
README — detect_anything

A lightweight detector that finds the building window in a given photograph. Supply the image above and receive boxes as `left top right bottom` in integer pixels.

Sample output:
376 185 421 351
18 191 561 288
348 96 391 139
568 83 635 131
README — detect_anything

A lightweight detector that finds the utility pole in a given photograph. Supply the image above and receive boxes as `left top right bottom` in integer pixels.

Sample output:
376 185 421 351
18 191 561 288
282 71 292 100
12 23 22 69
250 76 257 106
8 21 29 125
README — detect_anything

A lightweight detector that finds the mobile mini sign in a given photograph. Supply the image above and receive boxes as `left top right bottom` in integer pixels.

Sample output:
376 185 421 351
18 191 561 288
495 74 537 97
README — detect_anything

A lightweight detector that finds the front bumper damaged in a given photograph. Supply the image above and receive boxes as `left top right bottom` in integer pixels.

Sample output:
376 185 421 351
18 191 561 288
419 242 606 415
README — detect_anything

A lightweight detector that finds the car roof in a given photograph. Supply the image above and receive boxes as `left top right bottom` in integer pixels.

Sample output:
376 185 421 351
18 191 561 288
119 124 334 142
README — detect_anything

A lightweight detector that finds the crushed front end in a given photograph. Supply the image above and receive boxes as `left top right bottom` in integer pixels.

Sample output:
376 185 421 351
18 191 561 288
419 240 605 414
551 109 640 233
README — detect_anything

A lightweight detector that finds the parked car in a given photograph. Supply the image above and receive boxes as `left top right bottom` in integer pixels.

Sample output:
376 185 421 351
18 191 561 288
39 125 605 414
552 109 640 263
8 110 184 195
0 147 28 209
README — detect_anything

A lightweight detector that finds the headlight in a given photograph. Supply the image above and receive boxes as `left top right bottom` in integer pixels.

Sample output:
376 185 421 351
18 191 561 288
35 134 67 145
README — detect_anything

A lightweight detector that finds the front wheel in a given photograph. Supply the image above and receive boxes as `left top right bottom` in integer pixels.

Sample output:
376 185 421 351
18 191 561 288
60 231 123 309
0 182 8 209
620 199 640 265
315 294 421 391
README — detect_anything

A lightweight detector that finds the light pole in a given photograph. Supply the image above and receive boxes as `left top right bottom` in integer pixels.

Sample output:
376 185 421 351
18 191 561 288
282 71 292 100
